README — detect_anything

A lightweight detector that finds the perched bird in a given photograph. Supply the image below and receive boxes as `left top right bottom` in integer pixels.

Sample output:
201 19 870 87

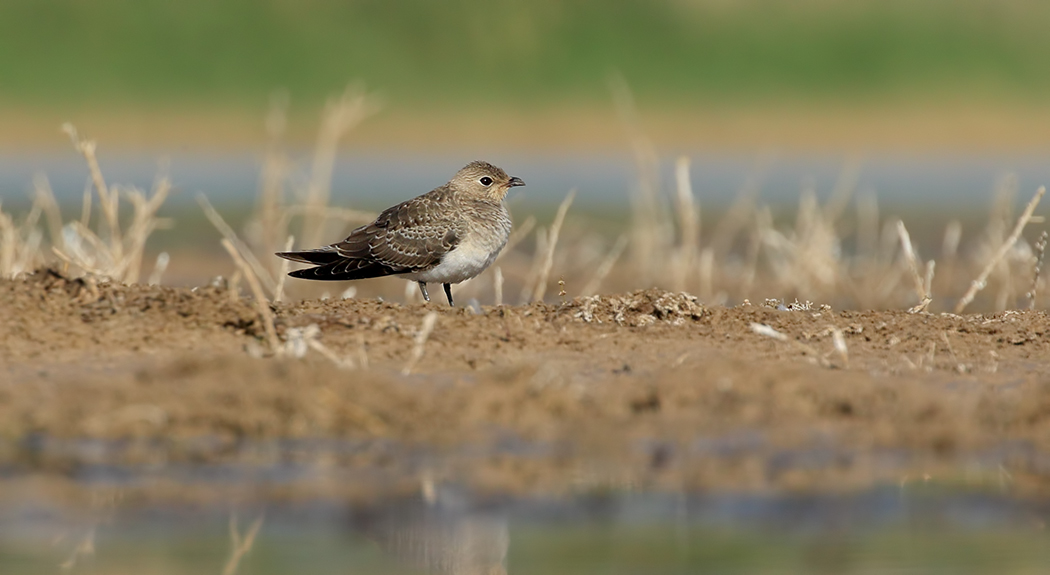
276 161 525 306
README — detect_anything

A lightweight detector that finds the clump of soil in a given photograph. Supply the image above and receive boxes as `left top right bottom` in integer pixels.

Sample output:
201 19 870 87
3 269 1050 498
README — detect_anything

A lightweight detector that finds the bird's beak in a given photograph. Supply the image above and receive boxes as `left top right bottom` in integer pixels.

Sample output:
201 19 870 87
508 176 526 187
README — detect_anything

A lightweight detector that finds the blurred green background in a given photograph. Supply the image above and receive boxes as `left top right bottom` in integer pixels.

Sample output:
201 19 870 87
3 0 1049 112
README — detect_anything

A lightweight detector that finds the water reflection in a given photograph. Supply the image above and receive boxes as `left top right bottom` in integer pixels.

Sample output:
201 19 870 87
353 501 508 575
2 484 1050 574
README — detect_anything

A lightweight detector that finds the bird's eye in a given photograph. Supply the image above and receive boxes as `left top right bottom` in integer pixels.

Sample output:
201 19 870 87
479 176 493 186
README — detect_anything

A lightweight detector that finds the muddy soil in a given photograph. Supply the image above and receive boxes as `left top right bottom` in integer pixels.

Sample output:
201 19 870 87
2 269 1050 502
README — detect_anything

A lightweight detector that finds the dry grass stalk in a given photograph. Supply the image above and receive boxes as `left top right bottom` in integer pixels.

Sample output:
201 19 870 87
283 324 355 369
897 220 932 313
856 194 880 260
749 322 829 367
672 156 699 292
8 126 174 284
830 326 849 368
956 186 1045 314
148 252 169 286
532 190 576 302
941 331 966 373
59 527 95 571
1028 230 1048 309
0 201 44 278
581 234 629 296
402 312 439 375
942 219 962 273
302 86 380 249
274 235 294 302
698 247 715 301
221 238 280 352
759 189 842 299
710 157 769 257
227 271 243 303
63 124 122 261
493 266 504 306
357 332 370 370
611 74 672 285
199 193 277 296
237 87 380 298
222 514 264 575
121 177 172 283
255 91 290 260
79 183 92 228
32 176 64 248
519 227 548 303
823 158 861 222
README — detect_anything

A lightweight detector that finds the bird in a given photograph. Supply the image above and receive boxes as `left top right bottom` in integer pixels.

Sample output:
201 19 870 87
275 161 525 306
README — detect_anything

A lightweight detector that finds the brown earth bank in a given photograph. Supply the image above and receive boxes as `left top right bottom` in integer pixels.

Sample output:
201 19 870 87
2 269 1050 503
11 102 1050 154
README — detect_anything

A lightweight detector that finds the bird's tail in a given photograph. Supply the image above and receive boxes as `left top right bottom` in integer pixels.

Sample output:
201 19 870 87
277 249 400 281
286 260 397 281
274 248 342 265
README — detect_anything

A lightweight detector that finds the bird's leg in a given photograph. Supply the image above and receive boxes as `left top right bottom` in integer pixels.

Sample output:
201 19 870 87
417 281 430 302
443 283 454 306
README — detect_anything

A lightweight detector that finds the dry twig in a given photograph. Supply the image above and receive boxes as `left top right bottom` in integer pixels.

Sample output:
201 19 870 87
897 220 932 313
581 234 629 296
750 322 829 367
221 239 280 352
403 312 439 375
1028 230 1048 309
532 190 576 302
199 193 277 296
956 186 1045 313
222 513 264 575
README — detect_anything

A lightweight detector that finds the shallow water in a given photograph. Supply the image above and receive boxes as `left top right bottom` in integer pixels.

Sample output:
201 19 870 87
3 484 1050 575
3 432 1050 575
5 150 1050 209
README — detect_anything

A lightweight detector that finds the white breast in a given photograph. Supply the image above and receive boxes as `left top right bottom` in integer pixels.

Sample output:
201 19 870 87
400 217 511 284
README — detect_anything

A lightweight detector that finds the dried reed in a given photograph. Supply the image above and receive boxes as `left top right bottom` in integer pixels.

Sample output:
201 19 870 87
750 322 829 367
532 190 575 302
283 324 355 369
1028 230 1048 309
200 193 277 296
8 97 1050 317
956 186 1045 313
581 234 628 296
222 514 264 575
221 238 280 352
671 156 699 292
0 126 171 283
493 266 504 306
274 235 294 302
302 86 380 248
897 220 932 313
403 312 439 375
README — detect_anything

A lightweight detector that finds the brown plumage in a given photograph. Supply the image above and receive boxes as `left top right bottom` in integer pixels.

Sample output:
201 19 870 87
276 161 525 305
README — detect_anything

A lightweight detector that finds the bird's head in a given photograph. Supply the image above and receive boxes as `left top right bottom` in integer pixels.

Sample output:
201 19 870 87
448 161 525 201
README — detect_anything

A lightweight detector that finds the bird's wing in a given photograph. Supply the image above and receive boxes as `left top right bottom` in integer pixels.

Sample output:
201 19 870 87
275 188 461 281
332 189 460 272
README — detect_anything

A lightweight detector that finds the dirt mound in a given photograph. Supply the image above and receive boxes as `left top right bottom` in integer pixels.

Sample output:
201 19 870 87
0 269 259 361
3 270 1050 496
558 289 705 326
